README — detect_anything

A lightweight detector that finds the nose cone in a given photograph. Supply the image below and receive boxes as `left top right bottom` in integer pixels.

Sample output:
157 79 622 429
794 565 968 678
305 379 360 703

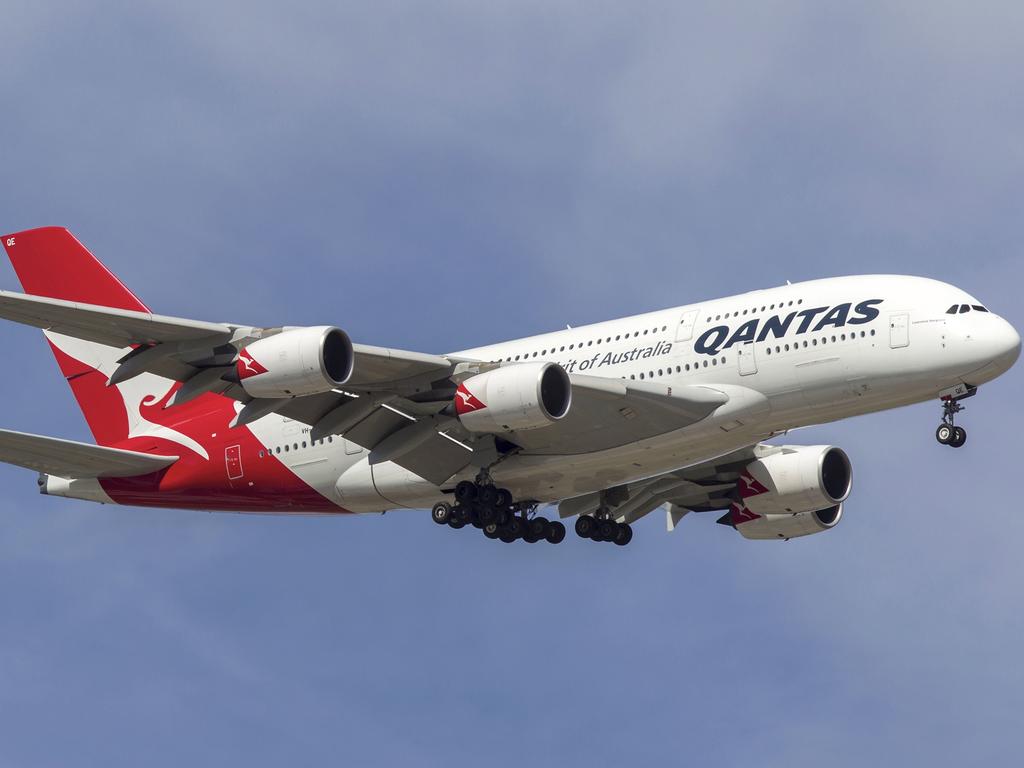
962 316 1021 384
999 317 1022 369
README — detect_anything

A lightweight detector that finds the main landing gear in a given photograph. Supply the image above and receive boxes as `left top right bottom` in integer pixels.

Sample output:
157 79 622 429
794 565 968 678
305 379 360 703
935 389 975 449
431 479 566 545
574 507 633 546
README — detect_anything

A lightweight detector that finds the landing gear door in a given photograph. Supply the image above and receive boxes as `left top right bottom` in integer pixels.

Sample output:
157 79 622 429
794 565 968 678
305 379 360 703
737 341 757 375
675 309 699 342
890 313 910 348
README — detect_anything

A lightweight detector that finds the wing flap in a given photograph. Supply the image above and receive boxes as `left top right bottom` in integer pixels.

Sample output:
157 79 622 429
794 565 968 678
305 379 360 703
0 428 178 479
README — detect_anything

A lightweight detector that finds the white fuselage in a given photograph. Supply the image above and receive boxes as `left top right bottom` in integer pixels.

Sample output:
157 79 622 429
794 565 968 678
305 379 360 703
244 275 1020 513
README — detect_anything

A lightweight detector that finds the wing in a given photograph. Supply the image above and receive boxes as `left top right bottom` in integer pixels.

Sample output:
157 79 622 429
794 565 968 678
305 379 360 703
0 290 235 346
0 428 178 478
0 290 748 486
556 442 790 528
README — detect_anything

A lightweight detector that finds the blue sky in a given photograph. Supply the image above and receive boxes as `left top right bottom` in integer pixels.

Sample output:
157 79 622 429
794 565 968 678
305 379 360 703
1 2 1022 765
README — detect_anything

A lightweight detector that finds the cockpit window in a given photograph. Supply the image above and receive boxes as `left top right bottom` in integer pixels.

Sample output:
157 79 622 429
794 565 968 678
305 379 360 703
946 305 958 314
958 304 970 314
972 305 989 312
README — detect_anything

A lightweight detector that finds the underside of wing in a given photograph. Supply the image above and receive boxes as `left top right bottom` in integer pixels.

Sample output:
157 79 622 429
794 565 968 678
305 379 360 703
557 443 766 525
507 375 729 454
0 428 178 479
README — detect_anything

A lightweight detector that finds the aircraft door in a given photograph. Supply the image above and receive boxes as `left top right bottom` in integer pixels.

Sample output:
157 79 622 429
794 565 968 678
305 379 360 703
737 341 757 375
675 310 699 342
889 313 910 348
225 444 244 480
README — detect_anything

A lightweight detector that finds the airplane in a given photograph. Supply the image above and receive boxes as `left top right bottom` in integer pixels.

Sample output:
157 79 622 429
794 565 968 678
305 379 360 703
0 227 1018 546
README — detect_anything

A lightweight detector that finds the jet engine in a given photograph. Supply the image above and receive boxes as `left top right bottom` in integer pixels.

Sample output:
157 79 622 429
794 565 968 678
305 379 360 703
231 326 353 398
455 362 571 433
739 445 852 515
728 445 852 540
730 503 844 540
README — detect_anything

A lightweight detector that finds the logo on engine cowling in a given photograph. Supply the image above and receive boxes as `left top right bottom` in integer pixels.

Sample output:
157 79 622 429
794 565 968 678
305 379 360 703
236 349 269 380
454 383 487 415
730 501 761 525
738 471 769 499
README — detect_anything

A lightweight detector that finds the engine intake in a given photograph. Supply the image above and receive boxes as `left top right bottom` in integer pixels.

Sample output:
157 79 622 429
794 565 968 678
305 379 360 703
232 326 353 398
455 362 571 433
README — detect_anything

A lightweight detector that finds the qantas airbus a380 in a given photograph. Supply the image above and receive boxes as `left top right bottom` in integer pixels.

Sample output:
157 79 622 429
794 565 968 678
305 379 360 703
0 227 1018 545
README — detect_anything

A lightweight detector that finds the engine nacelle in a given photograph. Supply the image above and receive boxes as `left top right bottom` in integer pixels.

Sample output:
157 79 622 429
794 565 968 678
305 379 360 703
733 503 844 540
455 362 571 433
739 445 852 515
233 326 353 398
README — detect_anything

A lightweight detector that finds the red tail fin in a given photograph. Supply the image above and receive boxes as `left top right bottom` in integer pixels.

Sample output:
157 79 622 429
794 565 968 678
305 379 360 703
2 228 151 446
2 227 149 311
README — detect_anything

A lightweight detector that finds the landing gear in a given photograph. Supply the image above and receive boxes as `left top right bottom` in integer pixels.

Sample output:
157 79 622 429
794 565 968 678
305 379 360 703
431 502 452 525
574 508 633 546
936 389 974 449
433 477 564 544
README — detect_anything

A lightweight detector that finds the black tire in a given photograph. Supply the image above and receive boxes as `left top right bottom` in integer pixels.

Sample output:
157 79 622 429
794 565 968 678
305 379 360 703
613 523 633 546
597 519 616 542
455 480 478 504
483 524 500 539
449 517 466 530
479 484 498 507
546 521 567 544
477 504 497 526
499 531 516 543
505 517 523 539
575 515 596 538
496 509 511 527
950 426 967 448
431 502 452 525
527 517 548 543
936 424 953 445
495 488 513 508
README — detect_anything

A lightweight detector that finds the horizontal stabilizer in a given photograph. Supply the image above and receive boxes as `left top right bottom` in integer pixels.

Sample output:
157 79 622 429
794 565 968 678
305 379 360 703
0 428 177 479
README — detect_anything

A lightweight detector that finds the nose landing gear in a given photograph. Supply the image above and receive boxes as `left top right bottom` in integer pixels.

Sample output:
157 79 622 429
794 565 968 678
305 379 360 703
935 387 975 448
431 479 566 545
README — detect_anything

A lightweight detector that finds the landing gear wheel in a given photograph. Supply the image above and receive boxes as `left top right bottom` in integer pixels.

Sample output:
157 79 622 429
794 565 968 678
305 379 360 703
483 524 500 539
575 515 597 538
526 517 549 543
504 517 523 540
936 424 953 445
494 488 513 508
431 502 452 525
477 504 497 526
454 480 477 504
597 519 616 542
479 484 498 507
950 426 967 448
545 521 566 544
448 516 466 530
613 523 633 546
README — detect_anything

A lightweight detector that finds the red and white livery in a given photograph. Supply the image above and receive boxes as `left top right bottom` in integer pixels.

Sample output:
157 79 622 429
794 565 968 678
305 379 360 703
0 227 1018 546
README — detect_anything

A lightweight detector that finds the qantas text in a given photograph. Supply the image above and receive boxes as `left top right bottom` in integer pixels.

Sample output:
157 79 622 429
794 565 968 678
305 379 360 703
694 299 883 356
